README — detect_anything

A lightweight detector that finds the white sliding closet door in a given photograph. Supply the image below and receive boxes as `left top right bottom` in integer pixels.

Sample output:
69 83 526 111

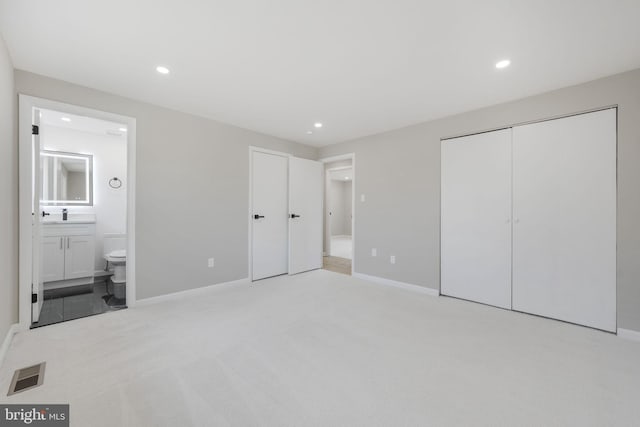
441 129 513 309
252 151 289 281
512 109 616 332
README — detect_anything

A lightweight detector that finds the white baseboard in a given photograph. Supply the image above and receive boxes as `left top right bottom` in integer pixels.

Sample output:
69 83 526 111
617 328 640 342
0 324 20 369
135 278 250 307
352 272 439 297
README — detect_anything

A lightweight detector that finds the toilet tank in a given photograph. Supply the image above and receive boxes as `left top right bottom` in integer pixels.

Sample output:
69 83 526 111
103 233 127 256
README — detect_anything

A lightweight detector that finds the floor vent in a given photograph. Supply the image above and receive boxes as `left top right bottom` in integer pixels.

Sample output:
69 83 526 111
7 362 46 396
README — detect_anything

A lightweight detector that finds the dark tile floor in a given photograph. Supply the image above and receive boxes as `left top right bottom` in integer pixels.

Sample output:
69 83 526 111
32 278 127 328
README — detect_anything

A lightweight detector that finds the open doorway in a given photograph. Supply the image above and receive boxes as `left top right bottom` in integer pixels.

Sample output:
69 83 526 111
321 155 355 275
19 96 136 330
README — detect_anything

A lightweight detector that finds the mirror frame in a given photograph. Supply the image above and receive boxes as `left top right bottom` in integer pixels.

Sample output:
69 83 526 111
41 150 94 206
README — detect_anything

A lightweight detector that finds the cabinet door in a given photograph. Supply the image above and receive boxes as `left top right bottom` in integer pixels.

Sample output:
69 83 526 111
512 109 616 332
65 235 96 280
41 236 65 282
441 129 513 309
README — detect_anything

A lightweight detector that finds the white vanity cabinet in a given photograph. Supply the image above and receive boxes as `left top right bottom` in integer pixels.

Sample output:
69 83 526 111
41 236 66 282
41 223 96 285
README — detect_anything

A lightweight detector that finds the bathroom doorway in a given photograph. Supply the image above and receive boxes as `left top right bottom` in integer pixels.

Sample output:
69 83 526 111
321 154 355 275
18 96 136 329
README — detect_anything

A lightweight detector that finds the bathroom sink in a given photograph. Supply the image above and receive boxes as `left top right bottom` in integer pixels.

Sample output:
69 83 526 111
41 214 97 224
42 219 96 224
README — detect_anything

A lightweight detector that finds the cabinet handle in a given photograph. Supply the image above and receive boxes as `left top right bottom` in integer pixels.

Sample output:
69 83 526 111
67 237 70 249
60 237 63 250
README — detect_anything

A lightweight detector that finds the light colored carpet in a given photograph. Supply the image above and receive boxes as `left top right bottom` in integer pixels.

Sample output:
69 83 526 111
330 235 352 259
1 269 639 426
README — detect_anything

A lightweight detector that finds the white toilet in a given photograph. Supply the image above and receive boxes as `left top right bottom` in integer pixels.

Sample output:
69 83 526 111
104 234 127 299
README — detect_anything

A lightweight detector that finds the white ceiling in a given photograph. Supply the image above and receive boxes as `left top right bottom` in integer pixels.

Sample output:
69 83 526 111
40 109 127 138
2 1 640 146
329 168 353 181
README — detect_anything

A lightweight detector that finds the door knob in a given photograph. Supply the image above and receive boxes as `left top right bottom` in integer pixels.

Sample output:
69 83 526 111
290 214 301 218
41 211 50 217
254 214 265 219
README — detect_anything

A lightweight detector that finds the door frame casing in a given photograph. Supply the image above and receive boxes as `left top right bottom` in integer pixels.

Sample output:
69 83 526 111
18 95 137 329
319 153 356 275
248 146 291 281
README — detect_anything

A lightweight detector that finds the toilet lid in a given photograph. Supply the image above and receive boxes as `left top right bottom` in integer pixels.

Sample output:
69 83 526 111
108 249 126 258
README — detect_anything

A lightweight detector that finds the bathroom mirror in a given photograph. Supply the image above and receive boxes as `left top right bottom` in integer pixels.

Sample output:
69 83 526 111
41 150 94 206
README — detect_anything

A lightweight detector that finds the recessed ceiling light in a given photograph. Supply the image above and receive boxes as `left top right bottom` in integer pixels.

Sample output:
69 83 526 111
156 66 170 75
306 131 313 135
119 127 127 132
61 117 71 122
314 122 323 128
495 59 511 69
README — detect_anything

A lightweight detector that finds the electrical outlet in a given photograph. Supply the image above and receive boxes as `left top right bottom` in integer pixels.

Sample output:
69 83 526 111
390 255 396 264
360 194 366 202
208 258 215 268
371 248 377 257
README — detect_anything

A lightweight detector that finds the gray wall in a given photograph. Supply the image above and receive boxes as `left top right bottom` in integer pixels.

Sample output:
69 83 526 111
329 180 348 236
319 68 640 332
15 70 318 300
0 35 17 339
328 179 352 236
344 181 352 235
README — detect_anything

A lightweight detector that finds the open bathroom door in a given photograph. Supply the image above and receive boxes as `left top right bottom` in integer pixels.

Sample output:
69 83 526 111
288 157 323 275
31 108 44 323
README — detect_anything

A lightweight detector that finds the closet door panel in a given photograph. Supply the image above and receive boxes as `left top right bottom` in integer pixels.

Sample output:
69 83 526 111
512 109 616 332
441 129 512 309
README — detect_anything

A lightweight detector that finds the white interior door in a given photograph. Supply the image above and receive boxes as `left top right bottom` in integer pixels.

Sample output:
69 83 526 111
289 157 323 274
325 170 332 257
32 109 44 323
252 151 289 280
512 109 616 332
441 129 513 309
